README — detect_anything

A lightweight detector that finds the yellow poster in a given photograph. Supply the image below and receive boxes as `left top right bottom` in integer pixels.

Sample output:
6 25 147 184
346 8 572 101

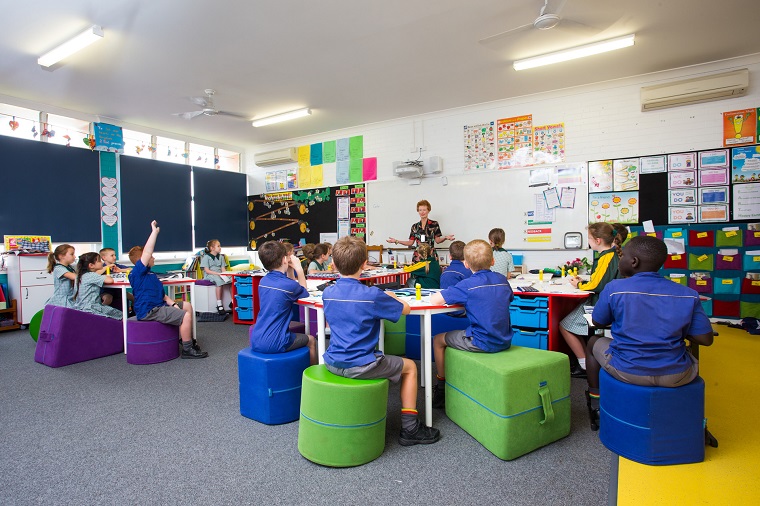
297 145 310 166
298 166 312 188
311 165 323 187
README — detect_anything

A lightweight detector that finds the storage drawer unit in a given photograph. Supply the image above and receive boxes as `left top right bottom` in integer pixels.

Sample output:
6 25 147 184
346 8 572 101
5 254 54 325
510 307 549 329
511 328 549 350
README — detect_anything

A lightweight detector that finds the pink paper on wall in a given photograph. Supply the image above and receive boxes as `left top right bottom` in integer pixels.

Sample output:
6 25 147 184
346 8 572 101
363 157 377 181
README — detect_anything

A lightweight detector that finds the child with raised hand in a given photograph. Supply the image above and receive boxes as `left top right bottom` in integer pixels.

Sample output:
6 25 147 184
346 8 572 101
488 228 514 277
201 239 232 315
407 243 441 289
307 243 330 274
560 222 628 378
45 244 77 308
585 236 714 428
323 236 440 446
128 221 208 359
249 241 317 364
72 252 123 320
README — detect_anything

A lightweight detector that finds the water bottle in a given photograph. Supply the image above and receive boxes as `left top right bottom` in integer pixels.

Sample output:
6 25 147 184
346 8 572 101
388 249 396 269
415 283 421 301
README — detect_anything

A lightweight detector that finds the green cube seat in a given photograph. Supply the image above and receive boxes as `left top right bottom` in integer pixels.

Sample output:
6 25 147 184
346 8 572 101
298 365 389 467
445 346 570 460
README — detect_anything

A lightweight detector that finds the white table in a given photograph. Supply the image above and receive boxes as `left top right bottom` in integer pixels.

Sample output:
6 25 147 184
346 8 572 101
111 277 197 354
297 292 462 427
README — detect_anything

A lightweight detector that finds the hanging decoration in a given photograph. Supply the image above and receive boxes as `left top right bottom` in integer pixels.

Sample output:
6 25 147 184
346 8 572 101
63 134 71 147
135 144 144 155
148 143 156 153
41 123 55 138
31 126 38 138
9 116 19 131
82 135 96 150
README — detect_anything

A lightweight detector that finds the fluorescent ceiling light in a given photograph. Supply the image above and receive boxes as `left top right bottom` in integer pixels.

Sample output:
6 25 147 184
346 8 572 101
252 108 312 127
513 34 635 71
38 25 104 67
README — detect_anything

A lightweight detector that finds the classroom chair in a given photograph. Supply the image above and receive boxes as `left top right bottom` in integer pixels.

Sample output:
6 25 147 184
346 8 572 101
35 305 123 368
445 346 570 460
298 365 388 467
237 346 310 425
599 369 706 465
126 319 180 365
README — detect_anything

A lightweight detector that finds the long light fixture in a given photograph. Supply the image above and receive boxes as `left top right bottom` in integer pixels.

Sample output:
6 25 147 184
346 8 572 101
513 34 635 71
252 108 312 127
38 25 104 67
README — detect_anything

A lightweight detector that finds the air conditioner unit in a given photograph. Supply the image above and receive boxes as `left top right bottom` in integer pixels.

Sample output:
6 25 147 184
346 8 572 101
640 69 749 111
254 147 298 167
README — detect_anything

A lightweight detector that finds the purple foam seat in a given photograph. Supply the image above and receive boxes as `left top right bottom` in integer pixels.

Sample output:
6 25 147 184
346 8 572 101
126 319 180 365
35 305 124 368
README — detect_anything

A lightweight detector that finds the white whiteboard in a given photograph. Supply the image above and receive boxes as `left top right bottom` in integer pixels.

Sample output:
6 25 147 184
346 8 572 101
366 163 588 250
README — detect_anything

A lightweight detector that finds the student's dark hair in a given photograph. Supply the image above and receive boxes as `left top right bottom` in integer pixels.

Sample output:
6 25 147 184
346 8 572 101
258 241 287 271
47 244 74 273
205 239 220 254
488 228 505 248
331 236 367 275
301 243 316 262
449 240 466 261
313 243 329 259
99 247 115 256
282 242 294 256
73 252 101 301
626 236 667 271
611 223 629 256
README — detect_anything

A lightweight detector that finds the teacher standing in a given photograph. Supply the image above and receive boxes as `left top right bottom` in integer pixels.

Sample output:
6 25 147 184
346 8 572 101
387 199 455 248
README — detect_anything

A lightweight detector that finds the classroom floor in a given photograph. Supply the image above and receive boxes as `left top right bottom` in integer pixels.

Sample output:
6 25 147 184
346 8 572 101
617 325 760 504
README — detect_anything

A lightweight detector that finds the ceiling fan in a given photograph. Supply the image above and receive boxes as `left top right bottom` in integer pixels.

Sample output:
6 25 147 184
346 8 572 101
479 0 593 48
173 89 249 120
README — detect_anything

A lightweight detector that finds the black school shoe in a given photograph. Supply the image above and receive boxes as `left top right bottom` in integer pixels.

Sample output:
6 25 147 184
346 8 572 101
216 305 226 315
181 346 209 359
399 423 441 446
432 384 445 409
570 364 587 379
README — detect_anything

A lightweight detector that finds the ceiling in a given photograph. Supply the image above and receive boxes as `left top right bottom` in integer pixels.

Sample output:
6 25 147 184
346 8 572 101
1 0 759 153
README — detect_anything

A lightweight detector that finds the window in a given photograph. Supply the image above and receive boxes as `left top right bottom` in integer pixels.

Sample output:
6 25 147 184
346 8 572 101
155 136 187 164
45 114 90 149
217 148 241 172
122 129 153 159
189 143 215 169
0 104 40 141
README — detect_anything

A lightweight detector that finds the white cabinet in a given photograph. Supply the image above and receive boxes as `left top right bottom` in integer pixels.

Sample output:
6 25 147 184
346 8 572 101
193 283 233 312
5 254 53 325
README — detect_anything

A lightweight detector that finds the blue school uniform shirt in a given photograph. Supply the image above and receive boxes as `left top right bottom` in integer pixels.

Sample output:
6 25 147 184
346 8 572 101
591 272 714 377
250 271 309 353
322 277 404 369
439 269 514 352
128 260 166 320
440 259 471 289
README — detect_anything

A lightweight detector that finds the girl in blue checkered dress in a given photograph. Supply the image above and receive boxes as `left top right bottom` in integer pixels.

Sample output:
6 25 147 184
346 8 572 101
72 252 123 320
45 244 77 308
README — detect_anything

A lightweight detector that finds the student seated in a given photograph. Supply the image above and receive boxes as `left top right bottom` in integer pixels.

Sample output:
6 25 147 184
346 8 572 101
407 243 441 289
128 221 208 359
307 243 331 274
440 240 471 289
99 247 134 311
429 239 514 409
45 244 77 309
73 252 123 320
249 241 317 364
488 228 514 277
585 236 714 426
322 236 440 446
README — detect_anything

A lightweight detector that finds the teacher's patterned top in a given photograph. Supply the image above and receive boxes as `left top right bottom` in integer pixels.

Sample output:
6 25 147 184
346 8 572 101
408 219 443 248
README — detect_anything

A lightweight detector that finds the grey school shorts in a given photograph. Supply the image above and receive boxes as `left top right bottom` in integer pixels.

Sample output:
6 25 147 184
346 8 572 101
285 333 309 351
444 329 485 352
142 301 186 327
326 354 404 383
592 337 699 388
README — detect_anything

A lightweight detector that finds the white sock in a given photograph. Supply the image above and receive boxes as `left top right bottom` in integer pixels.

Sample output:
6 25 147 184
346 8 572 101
578 358 586 370
217 299 223 306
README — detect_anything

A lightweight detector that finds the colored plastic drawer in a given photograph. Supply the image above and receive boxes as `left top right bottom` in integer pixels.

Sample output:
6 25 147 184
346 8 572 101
511 328 548 350
235 277 253 285
235 307 254 320
235 294 254 309
511 296 548 309
235 282 253 296
509 307 548 329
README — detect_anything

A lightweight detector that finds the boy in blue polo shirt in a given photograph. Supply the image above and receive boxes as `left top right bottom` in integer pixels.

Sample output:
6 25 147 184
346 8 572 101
440 240 471 289
585 235 714 427
429 239 514 409
128 221 208 359
249 241 317 364
323 236 440 446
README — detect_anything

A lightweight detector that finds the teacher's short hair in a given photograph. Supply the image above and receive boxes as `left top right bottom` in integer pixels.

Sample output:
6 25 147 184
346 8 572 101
416 199 431 211
464 239 493 271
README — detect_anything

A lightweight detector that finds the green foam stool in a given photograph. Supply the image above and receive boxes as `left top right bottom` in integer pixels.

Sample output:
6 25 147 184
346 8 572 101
29 309 44 342
298 365 388 467
445 346 570 460
383 315 406 356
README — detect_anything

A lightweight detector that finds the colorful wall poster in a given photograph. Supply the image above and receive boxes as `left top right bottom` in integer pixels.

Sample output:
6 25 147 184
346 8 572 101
668 170 697 188
336 160 349 184
336 138 350 161
310 165 323 187
532 123 565 164
286 168 297 189
362 157 377 181
733 182 760 220
613 158 639 191
298 166 312 189
731 145 760 183
698 204 729 223
668 152 696 171
698 149 729 168
464 122 495 171
323 141 336 163
723 109 757 147
349 136 363 159
668 189 697 206
589 192 639 224
349 158 362 183
640 155 666 174
496 115 532 169
698 168 729 186
698 186 729 204
588 160 613 193
669 206 697 224
297 145 310 166
310 143 323 166
3 235 52 250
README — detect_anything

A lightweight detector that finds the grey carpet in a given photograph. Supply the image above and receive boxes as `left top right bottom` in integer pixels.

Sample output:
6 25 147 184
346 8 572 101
0 320 611 506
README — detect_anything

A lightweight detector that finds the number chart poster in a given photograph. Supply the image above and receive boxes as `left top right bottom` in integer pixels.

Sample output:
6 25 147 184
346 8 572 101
496 115 532 169
464 122 495 171
589 192 639 224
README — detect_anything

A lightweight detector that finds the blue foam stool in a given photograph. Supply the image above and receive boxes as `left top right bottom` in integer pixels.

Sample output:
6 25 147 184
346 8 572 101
238 346 310 424
405 313 469 360
599 369 705 465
